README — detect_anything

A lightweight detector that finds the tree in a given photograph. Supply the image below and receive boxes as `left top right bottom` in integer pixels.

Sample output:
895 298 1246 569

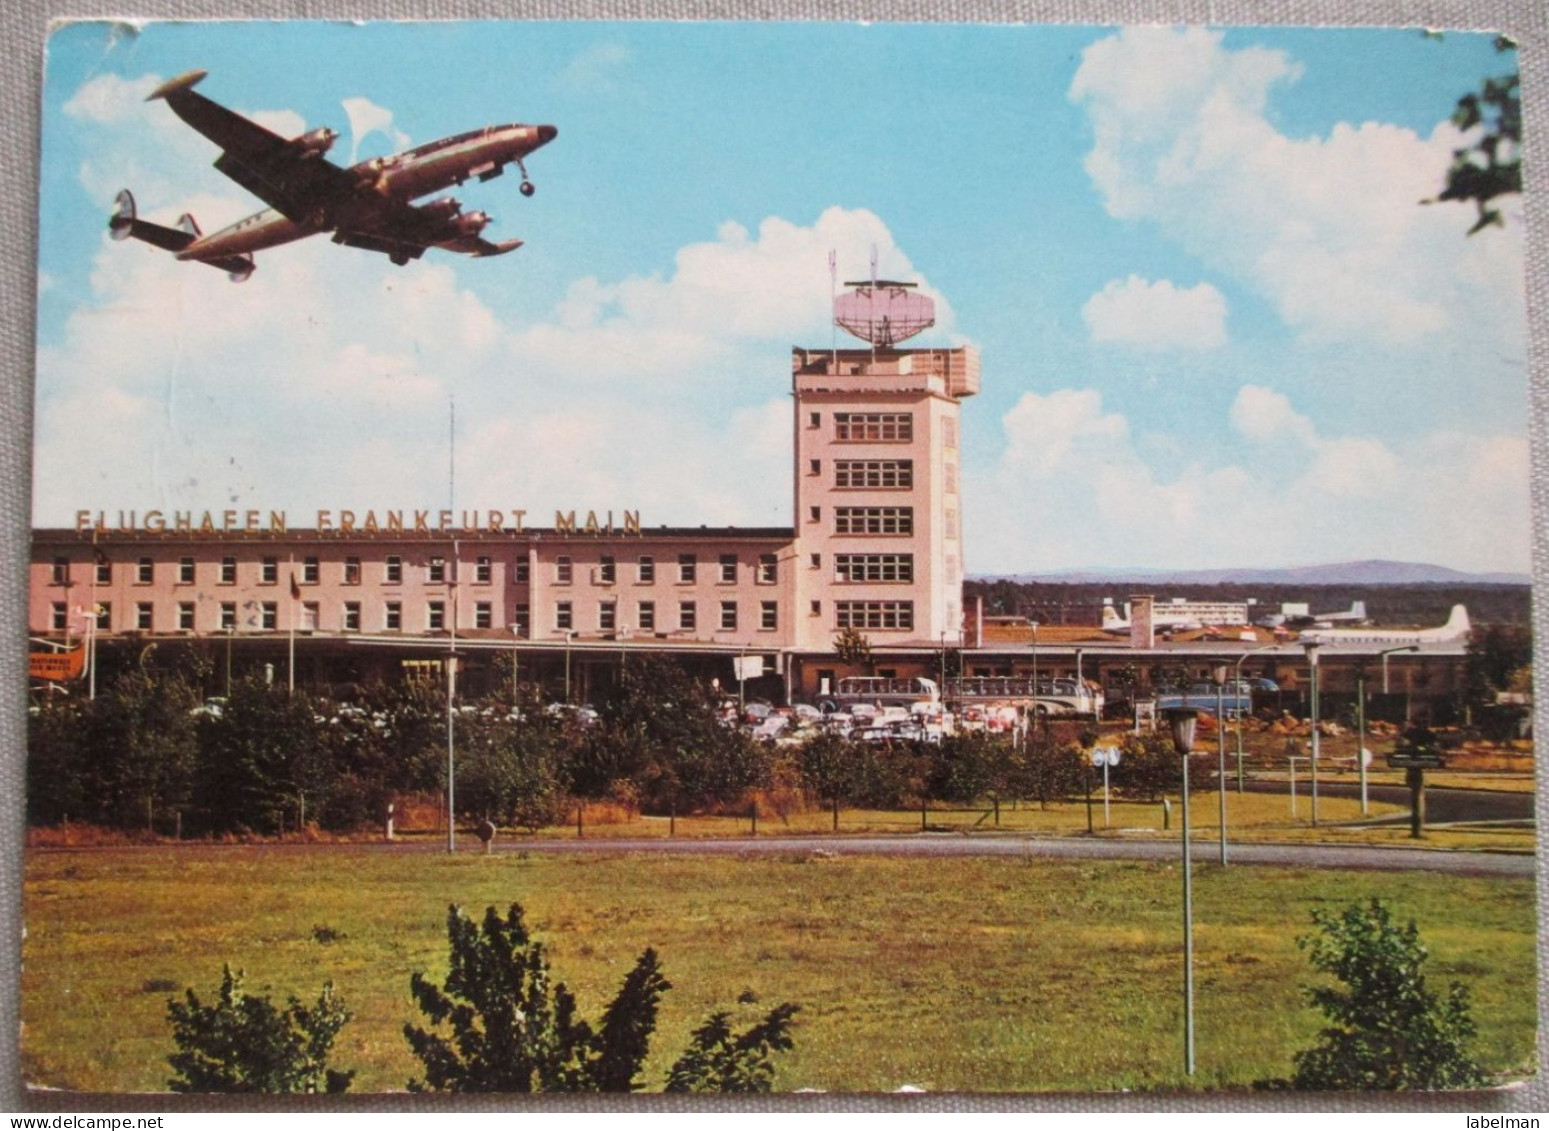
665 1004 800 1093
1287 898 1486 1090
405 903 799 1093
404 903 670 1092
1428 37 1521 235
832 626 872 670
167 966 354 1093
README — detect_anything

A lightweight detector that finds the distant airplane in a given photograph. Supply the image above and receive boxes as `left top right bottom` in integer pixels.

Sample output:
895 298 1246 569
1100 603 1202 634
1308 600 1368 628
109 70 557 280
1297 604 1471 646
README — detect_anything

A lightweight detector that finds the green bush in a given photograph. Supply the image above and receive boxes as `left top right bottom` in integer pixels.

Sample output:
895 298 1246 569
405 903 798 1093
1287 898 1487 1090
166 965 353 1093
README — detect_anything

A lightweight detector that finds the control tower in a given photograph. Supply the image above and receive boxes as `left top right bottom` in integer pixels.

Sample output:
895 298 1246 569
791 275 980 652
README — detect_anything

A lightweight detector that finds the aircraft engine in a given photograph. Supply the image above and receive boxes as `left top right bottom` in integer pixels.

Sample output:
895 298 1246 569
452 210 491 237
354 156 389 192
290 127 338 158
420 197 463 222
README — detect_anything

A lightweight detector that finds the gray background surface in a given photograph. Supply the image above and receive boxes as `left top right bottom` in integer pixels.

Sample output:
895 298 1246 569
2 0 1545 1113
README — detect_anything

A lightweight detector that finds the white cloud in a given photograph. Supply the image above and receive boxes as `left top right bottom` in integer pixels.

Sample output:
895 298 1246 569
1069 26 1524 349
559 42 631 92
1082 275 1226 350
967 386 1529 574
62 72 160 122
1229 385 1315 446
342 97 411 163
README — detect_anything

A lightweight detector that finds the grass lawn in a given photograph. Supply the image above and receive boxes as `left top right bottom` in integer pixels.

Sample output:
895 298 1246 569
22 845 1537 1095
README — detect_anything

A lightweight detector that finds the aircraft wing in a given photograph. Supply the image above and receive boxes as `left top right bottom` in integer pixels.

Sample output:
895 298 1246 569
335 198 523 262
150 70 356 225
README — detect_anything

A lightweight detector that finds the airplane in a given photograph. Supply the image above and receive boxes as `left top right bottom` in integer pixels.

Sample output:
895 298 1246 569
1100 603 1202 634
1297 604 1471 646
108 70 557 281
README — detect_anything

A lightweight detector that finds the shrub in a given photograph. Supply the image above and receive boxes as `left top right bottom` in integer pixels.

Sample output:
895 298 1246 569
405 903 798 1093
665 1003 800 1093
1287 898 1487 1090
166 965 354 1093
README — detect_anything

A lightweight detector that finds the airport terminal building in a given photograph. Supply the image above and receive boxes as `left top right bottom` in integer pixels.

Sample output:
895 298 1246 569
30 282 983 703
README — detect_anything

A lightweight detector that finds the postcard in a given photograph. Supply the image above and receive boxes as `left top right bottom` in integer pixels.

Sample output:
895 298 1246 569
21 19 1538 1100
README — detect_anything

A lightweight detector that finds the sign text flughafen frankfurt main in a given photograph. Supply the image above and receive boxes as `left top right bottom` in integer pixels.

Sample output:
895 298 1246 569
72 508 645 536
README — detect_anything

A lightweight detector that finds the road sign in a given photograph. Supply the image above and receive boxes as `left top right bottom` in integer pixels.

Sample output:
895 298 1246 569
1091 746 1121 767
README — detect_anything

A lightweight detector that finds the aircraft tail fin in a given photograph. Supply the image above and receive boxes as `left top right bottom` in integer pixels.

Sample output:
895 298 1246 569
108 190 254 283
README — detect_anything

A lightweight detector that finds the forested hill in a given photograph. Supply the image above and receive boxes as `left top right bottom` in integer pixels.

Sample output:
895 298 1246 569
962 579 1533 628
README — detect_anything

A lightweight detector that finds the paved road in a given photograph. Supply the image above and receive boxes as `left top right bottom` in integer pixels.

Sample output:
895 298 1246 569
1238 778 1535 823
467 833 1533 878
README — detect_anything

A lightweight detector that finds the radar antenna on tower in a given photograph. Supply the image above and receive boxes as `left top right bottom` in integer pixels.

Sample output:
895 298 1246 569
833 272 935 349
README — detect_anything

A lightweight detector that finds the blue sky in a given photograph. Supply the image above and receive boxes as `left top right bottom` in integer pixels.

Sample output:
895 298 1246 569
34 20 1529 573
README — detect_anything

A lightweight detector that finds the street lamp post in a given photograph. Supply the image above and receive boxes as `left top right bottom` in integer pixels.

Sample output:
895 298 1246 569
1166 707 1198 1077
1373 645 1420 814
1029 620 1040 732
1213 662 1229 866
1234 643 1278 794
510 624 521 703
1303 642 1322 827
564 630 575 703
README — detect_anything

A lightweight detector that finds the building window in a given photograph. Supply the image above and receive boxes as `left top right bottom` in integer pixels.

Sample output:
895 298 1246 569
757 554 777 584
427 601 445 631
178 557 195 584
178 602 195 631
556 602 573 631
944 416 958 448
344 557 361 585
556 556 573 585
719 554 737 583
513 604 530 637
834 412 912 442
945 462 957 494
221 556 237 584
834 507 913 536
679 601 697 631
51 603 66 631
301 602 319 632
810 599 821 617
808 411 821 429
476 556 492 584
51 557 69 585
343 602 361 631
475 601 492 629
428 556 446 584
599 555 616 584
809 459 821 476
599 601 616 632
136 602 153 631
302 556 319 584
720 601 738 631
515 560 530 584
760 601 778 631
638 601 655 632
678 554 696 583
834 459 914 489
95 559 111 586
835 554 914 583
137 558 154 584
220 602 236 630
638 556 655 584
261 557 278 585
384 602 402 631
385 556 403 584
946 510 958 538
809 506 821 523
836 600 914 631
810 553 821 570
96 602 111 630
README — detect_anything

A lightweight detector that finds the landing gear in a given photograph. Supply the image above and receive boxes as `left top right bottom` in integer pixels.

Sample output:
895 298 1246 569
516 157 535 196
